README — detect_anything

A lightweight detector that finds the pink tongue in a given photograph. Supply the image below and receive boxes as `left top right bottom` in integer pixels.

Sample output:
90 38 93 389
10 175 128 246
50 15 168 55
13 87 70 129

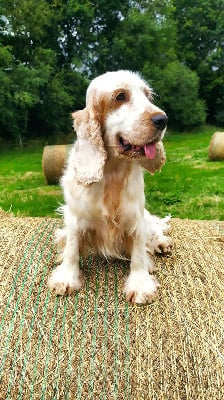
144 143 157 160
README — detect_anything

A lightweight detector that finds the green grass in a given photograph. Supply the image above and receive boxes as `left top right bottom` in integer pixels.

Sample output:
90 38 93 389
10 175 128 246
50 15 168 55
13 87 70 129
0 148 63 217
0 126 223 220
145 126 224 220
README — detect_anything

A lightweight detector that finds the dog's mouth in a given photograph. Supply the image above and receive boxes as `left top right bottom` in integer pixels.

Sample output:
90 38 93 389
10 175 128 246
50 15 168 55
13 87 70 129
119 137 157 160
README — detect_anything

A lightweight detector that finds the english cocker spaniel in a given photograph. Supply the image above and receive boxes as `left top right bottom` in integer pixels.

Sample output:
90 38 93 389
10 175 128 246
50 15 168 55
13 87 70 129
48 70 171 304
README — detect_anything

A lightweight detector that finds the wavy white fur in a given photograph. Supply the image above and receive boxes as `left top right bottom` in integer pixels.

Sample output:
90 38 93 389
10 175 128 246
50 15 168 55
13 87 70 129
48 70 172 304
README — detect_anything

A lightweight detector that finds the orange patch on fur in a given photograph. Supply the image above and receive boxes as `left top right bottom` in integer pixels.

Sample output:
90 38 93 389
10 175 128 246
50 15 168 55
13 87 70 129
103 161 131 219
93 88 131 127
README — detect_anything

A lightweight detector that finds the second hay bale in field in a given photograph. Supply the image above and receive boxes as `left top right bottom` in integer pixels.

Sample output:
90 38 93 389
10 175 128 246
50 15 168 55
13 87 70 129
208 131 224 161
42 144 72 184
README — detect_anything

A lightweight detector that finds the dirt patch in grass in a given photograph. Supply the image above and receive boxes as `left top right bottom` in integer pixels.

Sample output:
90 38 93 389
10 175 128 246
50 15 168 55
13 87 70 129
193 161 224 170
21 171 41 179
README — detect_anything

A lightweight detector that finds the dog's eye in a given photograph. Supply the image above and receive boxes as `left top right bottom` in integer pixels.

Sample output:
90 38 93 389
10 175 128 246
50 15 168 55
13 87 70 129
116 92 126 102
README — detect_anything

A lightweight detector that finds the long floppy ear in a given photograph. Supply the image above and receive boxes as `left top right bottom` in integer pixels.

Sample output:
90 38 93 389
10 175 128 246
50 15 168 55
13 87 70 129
138 141 166 174
72 108 107 185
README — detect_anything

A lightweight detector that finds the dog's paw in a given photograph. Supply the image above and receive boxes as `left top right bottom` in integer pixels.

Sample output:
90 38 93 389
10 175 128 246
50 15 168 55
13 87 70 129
48 265 83 295
123 271 159 304
153 236 173 254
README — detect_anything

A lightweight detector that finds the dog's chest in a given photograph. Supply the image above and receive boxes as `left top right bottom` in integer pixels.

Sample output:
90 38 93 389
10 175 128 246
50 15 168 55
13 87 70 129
103 171 125 218
102 164 142 225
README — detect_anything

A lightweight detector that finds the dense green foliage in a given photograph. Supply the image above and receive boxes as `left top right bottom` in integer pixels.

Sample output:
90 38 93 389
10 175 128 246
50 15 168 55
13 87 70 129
0 0 223 143
175 0 224 125
0 127 223 219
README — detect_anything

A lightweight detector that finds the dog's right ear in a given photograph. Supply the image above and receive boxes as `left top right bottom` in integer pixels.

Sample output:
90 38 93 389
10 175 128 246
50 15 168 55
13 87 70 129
72 108 107 185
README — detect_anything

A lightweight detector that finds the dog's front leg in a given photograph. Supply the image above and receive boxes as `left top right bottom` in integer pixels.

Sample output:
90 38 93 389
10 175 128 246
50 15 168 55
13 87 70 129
48 220 83 295
123 230 159 304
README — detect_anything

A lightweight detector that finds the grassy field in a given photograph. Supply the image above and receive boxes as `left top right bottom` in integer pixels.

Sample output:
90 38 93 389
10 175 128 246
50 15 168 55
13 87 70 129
145 127 224 220
0 148 62 217
0 126 223 220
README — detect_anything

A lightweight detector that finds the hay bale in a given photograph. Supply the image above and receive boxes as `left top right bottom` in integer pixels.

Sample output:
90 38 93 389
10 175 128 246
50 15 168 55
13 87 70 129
0 208 10 218
208 131 224 161
42 144 72 184
0 215 224 399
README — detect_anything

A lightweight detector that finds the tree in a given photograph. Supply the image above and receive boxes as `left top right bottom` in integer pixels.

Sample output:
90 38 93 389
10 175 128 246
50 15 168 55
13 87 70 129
0 0 218 141
0 0 134 141
92 0 176 75
0 0 88 142
156 61 206 129
174 0 224 125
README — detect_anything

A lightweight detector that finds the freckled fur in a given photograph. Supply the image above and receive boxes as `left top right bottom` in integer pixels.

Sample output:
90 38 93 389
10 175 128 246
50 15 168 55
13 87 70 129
48 70 171 304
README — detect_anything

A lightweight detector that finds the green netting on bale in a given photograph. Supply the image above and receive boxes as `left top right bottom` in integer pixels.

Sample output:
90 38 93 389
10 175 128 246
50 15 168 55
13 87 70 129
0 212 224 399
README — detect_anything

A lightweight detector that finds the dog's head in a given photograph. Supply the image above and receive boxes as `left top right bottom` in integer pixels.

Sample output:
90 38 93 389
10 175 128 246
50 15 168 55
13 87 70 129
72 70 168 185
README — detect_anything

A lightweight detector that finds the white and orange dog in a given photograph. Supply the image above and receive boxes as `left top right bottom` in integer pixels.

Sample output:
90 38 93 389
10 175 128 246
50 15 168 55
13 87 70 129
48 70 171 304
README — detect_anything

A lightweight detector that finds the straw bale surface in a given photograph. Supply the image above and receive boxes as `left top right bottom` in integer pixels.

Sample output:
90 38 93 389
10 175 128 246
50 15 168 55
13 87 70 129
0 213 224 399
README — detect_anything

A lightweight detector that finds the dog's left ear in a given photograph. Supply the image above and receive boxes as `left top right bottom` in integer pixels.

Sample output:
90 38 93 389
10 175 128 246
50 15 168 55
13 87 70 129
72 108 107 185
138 141 166 174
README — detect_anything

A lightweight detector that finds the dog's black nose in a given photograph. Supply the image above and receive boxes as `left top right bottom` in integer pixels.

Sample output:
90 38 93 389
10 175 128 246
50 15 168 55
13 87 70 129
151 114 168 130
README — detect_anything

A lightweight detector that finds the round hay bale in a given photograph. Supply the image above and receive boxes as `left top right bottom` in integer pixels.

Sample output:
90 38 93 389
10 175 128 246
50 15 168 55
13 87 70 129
42 144 72 184
208 131 224 161
1 216 224 399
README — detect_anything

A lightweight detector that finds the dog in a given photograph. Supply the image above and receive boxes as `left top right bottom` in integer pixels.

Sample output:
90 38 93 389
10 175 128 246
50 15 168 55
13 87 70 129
48 70 171 304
